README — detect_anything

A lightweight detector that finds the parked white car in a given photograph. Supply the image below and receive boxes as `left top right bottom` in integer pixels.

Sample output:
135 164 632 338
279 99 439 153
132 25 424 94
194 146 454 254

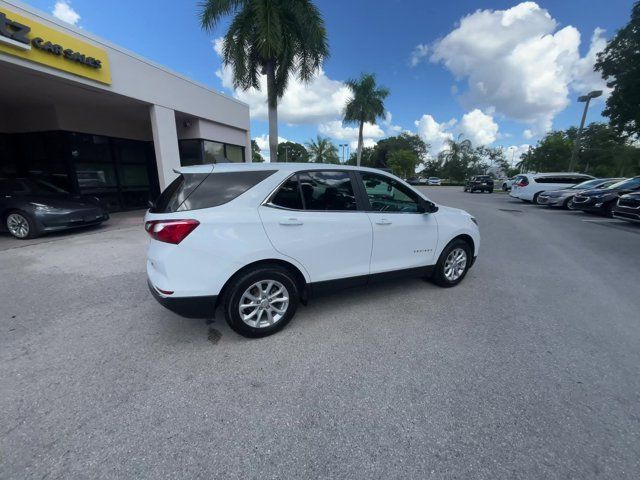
509 172 594 202
501 177 516 191
145 163 480 337
428 177 442 185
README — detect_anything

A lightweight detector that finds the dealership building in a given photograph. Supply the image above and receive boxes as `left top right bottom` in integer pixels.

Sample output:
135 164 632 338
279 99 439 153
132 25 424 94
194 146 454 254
0 0 250 211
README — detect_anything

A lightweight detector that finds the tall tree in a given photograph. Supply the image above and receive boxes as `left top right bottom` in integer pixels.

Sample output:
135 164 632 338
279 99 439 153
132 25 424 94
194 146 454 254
439 136 476 181
277 141 309 163
595 2 640 137
522 123 640 177
305 135 340 164
343 74 389 166
251 140 264 162
200 0 329 162
387 150 421 179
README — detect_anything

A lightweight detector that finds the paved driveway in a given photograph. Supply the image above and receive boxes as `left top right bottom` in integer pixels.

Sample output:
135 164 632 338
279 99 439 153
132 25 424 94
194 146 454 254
2 187 639 479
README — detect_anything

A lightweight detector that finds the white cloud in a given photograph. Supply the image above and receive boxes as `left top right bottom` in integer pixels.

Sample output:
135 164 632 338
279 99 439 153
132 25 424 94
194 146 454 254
253 134 289 162
52 1 80 25
414 115 456 154
523 129 534 139
318 120 385 150
409 44 429 67
414 109 499 155
505 144 532 165
382 112 403 134
571 27 611 98
214 38 351 125
429 2 609 137
459 109 499 146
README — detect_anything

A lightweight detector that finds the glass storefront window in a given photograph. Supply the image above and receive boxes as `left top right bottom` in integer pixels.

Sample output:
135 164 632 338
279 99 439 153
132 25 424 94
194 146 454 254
226 144 244 163
179 139 246 165
75 162 118 188
204 140 225 163
0 131 155 212
179 140 203 166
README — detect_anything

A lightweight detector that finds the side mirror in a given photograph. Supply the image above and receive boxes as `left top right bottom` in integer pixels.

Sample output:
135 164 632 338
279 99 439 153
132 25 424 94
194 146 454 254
419 199 438 213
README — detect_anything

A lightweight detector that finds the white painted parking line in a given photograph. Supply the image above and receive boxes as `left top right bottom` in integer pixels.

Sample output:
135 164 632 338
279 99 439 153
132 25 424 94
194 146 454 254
581 219 623 223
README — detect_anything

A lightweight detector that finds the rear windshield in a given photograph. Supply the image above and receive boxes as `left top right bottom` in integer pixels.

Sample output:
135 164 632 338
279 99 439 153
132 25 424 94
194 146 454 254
151 170 276 213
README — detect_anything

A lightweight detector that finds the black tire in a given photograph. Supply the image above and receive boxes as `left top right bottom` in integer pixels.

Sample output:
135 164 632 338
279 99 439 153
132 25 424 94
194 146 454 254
463 187 468 192
604 202 615 218
431 238 473 288
562 197 573 209
5 210 39 239
532 192 541 204
502 183 508 192
223 265 299 338
487 189 494 194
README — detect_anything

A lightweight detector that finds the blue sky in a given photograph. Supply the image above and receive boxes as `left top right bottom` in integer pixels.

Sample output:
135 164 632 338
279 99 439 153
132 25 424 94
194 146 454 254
26 0 636 161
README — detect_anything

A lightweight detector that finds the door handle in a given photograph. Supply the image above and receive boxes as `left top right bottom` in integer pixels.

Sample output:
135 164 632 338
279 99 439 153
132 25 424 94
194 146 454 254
279 218 303 226
375 218 392 225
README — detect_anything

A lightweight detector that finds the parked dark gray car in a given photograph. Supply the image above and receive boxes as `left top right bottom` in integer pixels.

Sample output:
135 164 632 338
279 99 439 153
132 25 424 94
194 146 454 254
0 177 109 239
571 176 640 217
536 178 623 208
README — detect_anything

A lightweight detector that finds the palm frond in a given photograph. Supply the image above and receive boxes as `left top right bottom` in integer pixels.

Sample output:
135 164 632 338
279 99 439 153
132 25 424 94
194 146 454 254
199 0 249 31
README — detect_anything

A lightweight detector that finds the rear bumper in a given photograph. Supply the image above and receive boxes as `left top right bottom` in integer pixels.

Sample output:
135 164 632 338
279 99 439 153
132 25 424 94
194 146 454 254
147 280 217 318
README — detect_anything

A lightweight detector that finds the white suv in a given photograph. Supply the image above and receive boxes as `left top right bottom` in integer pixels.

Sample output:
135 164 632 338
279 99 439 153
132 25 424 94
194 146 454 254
509 172 594 202
145 163 480 337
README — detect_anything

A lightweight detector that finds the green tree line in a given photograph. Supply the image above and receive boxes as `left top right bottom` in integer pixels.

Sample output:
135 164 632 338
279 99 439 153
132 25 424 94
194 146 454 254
207 0 640 181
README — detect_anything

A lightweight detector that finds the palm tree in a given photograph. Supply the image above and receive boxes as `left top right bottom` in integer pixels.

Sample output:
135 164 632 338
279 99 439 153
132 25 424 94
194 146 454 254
440 135 474 181
305 135 340 164
200 0 329 162
343 73 389 166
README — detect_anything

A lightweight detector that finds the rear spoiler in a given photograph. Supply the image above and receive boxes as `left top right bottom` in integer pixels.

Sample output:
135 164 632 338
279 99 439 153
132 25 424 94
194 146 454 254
172 164 215 175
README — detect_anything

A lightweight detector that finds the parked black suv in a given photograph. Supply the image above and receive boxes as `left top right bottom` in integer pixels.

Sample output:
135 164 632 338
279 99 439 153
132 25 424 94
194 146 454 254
570 176 640 217
613 192 640 224
464 175 494 193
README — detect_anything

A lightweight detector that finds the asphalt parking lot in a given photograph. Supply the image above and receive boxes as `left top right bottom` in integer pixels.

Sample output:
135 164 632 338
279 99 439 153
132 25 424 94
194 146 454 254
2 187 639 479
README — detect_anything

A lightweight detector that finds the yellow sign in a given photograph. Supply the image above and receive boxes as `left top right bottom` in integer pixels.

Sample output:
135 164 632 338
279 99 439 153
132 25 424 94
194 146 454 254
0 7 111 84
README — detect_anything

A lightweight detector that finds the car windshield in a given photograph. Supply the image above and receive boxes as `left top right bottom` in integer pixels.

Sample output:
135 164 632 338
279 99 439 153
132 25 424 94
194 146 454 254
607 177 640 190
571 179 606 190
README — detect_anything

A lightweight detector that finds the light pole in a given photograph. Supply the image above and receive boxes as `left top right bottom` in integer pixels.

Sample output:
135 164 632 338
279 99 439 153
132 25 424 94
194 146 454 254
339 143 348 163
568 90 602 172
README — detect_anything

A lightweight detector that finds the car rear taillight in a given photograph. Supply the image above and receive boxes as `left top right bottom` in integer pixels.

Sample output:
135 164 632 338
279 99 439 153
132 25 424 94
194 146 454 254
145 219 199 244
516 179 529 187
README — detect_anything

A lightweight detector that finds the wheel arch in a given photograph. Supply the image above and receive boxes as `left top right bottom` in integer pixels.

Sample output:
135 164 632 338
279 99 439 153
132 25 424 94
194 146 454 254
216 259 309 311
453 234 475 255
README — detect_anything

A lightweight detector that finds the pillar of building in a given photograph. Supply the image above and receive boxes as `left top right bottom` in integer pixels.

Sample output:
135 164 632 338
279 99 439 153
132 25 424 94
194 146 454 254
149 105 181 189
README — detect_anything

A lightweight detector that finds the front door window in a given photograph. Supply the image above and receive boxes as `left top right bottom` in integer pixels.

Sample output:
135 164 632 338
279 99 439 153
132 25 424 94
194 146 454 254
360 172 421 213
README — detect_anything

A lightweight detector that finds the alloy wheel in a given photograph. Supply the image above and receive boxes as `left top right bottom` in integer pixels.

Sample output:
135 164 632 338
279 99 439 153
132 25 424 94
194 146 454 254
238 280 289 328
443 247 467 282
7 213 29 239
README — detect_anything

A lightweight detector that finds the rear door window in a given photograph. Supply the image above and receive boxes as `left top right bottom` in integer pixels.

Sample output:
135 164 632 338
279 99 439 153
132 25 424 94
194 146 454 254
268 170 358 211
271 175 304 210
298 171 357 211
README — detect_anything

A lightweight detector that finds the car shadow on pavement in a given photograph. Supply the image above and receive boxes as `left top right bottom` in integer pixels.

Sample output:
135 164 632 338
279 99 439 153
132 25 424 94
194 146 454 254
152 276 439 345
